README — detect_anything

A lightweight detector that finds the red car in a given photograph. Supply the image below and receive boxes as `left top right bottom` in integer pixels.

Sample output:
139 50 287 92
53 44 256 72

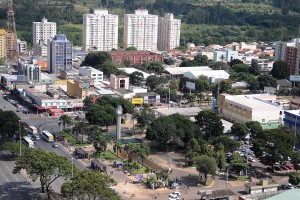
285 165 295 170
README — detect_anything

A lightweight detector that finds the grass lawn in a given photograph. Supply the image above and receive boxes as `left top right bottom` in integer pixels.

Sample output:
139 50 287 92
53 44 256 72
99 151 119 161
60 131 78 144
125 161 148 175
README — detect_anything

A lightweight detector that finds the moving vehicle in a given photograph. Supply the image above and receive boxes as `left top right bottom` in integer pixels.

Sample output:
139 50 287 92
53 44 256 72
22 136 34 148
41 130 54 142
28 125 38 135
52 142 59 148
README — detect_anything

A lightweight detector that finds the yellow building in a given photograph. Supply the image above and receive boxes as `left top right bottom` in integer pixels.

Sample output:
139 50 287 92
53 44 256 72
67 79 91 100
218 94 283 129
0 29 7 59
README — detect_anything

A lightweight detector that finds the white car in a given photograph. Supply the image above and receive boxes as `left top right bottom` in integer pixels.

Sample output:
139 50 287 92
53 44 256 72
170 191 181 197
248 157 256 162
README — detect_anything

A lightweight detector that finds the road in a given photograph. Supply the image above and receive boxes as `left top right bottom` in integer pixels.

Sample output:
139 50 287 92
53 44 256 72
0 151 41 200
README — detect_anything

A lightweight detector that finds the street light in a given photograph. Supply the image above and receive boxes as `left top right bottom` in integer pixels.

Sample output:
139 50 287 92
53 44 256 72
19 120 22 156
71 157 75 178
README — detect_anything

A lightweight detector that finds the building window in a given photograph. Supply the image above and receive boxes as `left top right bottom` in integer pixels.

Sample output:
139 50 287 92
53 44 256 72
120 79 125 88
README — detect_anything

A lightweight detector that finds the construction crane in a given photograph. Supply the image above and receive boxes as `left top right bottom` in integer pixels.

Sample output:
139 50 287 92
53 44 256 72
6 0 18 64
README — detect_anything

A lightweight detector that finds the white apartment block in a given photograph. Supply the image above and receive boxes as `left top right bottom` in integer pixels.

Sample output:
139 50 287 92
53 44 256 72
79 66 103 85
157 13 181 51
32 17 57 44
124 9 158 51
17 39 27 55
83 10 118 51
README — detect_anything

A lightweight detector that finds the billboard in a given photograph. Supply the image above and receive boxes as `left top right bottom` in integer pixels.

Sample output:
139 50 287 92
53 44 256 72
186 82 195 90
290 75 300 82
132 98 143 105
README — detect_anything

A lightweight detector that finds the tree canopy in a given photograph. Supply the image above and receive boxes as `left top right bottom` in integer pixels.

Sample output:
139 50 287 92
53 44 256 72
231 122 248 140
13 148 74 196
81 51 111 67
129 71 144 86
0 110 26 141
61 170 119 200
194 155 217 183
271 61 290 79
146 75 168 91
195 110 224 141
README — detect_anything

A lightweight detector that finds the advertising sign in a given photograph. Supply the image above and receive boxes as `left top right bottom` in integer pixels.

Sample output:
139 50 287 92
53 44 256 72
132 98 143 105
290 75 300 82
186 82 195 90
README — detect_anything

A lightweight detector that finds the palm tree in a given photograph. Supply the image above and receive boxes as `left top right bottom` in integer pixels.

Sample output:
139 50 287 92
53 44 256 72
124 143 135 168
93 133 110 158
59 115 72 130
130 144 150 165
113 141 123 158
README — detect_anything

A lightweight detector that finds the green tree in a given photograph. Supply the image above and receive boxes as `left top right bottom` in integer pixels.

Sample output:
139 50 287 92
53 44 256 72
248 60 261 76
291 151 300 171
212 80 233 98
257 74 277 90
194 155 217 183
85 104 115 128
215 150 226 171
59 114 72 130
146 75 168 91
231 153 249 176
81 51 111 67
245 121 263 139
209 61 229 70
195 110 224 141
101 60 118 76
252 127 293 172
230 59 243 67
129 143 150 165
232 63 250 73
133 106 155 132
213 136 240 152
179 59 199 67
147 62 164 74
0 58 5 65
146 116 177 148
96 95 134 114
83 96 94 107
0 110 25 141
13 148 74 196
93 133 110 157
194 55 209 65
271 61 290 79
125 46 137 51
289 172 300 186
129 71 144 86
231 122 248 140
61 170 119 200
113 141 123 158
1 142 27 159
164 58 175 65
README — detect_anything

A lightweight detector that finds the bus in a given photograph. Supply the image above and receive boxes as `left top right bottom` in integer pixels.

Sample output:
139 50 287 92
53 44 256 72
28 125 38 135
41 130 54 142
22 136 34 148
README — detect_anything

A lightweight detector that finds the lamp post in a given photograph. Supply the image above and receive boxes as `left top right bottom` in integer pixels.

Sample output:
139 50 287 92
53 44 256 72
19 120 21 156
116 105 123 140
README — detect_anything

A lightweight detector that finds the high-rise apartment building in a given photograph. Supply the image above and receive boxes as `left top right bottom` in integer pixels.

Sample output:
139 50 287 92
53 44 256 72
157 13 181 51
47 34 72 74
83 10 118 51
0 29 7 59
124 9 158 51
33 17 57 44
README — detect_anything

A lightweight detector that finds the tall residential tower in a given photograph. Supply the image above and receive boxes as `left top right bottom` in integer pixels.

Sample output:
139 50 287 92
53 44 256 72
33 17 57 44
158 13 181 51
123 9 158 51
83 10 118 51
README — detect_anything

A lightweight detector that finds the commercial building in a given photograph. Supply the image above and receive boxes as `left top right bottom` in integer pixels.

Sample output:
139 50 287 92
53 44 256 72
17 39 27 55
67 78 92 100
0 29 7 59
18 59 41 82
32 17 57 44
110 74 129 90
79 66 103 85
283 110 300 134
244 180 279 195
47 34 73 74
83 10 118 51
184 70 230 83
124 9 158 51
109 50 163 65
157 13 181 51
218 94 283 129
164 66 212 79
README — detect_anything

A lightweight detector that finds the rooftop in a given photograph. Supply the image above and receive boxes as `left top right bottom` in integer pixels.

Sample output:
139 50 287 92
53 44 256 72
118 68 150 79
223 94 282 110
164 66 211 75
266 189 300 200
155 107 202 117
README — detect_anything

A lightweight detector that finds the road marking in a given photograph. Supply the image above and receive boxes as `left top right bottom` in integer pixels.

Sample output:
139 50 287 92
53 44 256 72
0 161 10 182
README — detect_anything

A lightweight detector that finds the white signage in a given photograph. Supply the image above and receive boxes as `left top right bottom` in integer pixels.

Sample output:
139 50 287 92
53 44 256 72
290 75 300 82
186 82 195 90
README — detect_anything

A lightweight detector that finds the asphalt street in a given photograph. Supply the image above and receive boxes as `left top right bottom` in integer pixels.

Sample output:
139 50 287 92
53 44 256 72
0 151 40 200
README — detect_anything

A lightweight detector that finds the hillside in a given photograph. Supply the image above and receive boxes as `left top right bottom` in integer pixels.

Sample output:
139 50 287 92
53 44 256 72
0 0 299 47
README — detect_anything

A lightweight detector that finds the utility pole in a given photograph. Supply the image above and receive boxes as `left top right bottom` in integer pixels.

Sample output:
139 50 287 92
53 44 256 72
19 120 21 156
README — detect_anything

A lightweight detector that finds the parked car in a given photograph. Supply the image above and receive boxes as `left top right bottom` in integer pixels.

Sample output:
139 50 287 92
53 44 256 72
285 165 295 170
274 166 283 171
52 142 59 148
287 184 294 189
279 184 288 190
267 166 273 171
170 192 180 197
248 157 256 162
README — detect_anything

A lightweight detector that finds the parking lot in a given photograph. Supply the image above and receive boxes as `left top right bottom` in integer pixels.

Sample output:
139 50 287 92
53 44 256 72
3 94 31 114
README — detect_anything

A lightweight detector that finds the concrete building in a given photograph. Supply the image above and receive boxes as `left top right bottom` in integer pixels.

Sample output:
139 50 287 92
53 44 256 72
184 70 230 83
17 39 27 55
225 49 239 62
0 29 7 59
244 179 279 195
110 74 129 90
274 39 298 61
218 94 283 129
157 13 181 51
284 110 300 134
47 34 73 74
164 66 212 79
83 10 118 51
33 17 57 44
79 66 103 85
67 78 92 100
200 50 214 60
109 50 163 65
33 40 47 57
213 51 226 62
18 60 41 82
124 9 158 51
